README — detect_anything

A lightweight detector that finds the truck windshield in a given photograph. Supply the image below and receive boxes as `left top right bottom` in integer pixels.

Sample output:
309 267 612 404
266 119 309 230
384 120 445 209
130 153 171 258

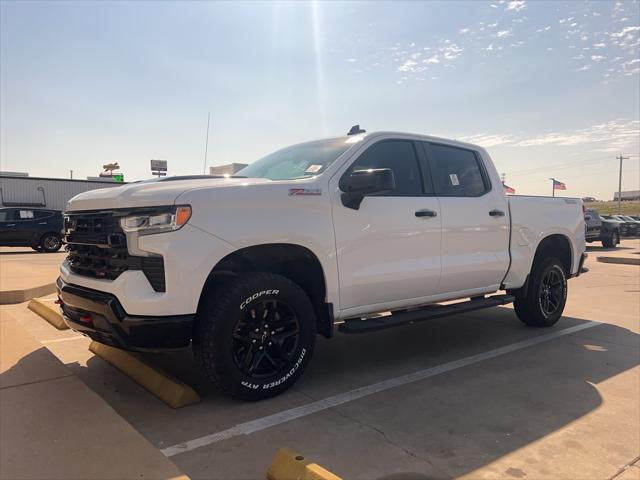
237 137 355 180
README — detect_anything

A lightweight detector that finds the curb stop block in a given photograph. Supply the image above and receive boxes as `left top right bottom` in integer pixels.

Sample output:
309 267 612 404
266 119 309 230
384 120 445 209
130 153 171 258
89 341 200 409
267 448 342 480
28 297 68 330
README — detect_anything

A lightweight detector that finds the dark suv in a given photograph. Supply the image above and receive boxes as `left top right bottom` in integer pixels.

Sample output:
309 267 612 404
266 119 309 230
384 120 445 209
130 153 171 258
584 209 622 248
0 207 64 252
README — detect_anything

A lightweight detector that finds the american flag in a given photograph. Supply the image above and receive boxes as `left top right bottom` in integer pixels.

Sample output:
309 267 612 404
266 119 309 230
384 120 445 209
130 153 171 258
552 179 567 190
503 183 516 194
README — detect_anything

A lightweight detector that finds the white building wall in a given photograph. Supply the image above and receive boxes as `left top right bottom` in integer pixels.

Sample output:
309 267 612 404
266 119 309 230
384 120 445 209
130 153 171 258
0 176 123 212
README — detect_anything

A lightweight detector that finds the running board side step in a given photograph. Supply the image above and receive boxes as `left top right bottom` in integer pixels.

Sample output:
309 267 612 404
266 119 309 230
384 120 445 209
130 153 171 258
338 294 515 334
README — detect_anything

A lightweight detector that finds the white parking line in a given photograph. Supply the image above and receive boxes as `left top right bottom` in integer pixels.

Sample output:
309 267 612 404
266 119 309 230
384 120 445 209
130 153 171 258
161 321 600 457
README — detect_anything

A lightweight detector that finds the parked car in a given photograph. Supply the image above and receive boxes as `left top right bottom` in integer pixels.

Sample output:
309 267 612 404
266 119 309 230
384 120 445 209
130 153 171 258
0 207 64 252
585 209 622 247
602 215 634 238
616 215 640 236
57 130 587 400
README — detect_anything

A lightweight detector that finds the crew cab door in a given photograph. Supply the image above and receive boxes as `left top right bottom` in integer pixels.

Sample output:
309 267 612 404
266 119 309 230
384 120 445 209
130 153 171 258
421 142 510 294
331 139 442 312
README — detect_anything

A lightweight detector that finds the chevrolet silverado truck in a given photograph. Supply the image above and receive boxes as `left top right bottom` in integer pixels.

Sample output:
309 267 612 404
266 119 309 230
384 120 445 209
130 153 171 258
57 129 587 400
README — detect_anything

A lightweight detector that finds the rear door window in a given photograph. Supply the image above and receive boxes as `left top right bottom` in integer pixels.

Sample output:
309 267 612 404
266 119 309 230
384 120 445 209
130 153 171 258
425 143 490 197
17 210 35 220
34 210 53 219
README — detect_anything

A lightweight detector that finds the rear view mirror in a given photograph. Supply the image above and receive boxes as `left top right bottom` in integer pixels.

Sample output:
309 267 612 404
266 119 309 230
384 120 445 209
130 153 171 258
339 168 395 210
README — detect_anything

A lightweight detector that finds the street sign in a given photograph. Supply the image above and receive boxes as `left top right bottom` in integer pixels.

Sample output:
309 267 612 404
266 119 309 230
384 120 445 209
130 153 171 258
150 159 168 172
113 173 124 183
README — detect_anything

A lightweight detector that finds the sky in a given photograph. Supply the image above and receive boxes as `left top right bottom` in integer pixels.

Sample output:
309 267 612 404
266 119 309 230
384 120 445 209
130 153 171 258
1 0 639 200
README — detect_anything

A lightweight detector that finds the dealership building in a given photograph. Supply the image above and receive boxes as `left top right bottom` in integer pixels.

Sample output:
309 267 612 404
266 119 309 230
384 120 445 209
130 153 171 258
613 190 640 202
1 163 247 212
0 172 124 212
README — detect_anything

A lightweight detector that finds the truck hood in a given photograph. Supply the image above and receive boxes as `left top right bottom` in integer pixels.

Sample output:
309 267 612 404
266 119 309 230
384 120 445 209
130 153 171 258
65 177 272 212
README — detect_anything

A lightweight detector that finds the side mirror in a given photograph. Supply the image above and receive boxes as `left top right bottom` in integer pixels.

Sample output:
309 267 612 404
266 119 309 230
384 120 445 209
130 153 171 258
339 168 395 210
585 215 591 221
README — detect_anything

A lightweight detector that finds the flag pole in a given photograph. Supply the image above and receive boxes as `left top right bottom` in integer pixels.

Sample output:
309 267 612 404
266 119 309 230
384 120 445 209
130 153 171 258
550 178 555 197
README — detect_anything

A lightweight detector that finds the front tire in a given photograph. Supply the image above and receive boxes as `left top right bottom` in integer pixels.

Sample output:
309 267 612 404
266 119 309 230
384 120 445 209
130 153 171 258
193 273 316 401
513 256 567 328
40 233 62 252
602 230 619 248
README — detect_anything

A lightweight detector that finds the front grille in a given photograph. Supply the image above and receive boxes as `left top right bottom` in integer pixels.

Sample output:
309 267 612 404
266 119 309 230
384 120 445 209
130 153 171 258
64 211 166 292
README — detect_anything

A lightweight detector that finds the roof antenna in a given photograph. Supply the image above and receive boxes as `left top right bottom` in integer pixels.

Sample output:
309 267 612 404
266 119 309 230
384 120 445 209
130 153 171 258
347 124 366 135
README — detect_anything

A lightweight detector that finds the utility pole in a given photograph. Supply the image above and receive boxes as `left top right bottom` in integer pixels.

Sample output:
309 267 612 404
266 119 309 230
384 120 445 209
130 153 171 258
203 112 211 175
70 170 73 179
616 155 629 214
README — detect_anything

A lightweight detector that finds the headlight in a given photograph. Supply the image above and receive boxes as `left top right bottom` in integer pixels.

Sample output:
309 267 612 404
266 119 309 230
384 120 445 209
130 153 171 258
120 205 191 235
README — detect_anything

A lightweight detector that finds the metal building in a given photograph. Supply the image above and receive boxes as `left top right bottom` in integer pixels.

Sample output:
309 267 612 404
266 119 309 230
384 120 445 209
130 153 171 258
0 174 123 212
613 190 640 202
209 163 248 176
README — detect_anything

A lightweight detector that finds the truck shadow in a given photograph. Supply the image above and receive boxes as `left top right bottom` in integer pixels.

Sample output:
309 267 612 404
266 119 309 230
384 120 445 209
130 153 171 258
59 308 639 479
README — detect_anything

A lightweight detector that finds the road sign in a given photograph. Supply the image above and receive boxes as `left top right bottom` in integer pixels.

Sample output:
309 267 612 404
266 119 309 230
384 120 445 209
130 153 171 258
113 173 124 183
150 159 167 172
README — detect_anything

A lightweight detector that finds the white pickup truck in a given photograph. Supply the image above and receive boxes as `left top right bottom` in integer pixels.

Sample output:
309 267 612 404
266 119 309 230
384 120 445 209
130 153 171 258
58 128 587 400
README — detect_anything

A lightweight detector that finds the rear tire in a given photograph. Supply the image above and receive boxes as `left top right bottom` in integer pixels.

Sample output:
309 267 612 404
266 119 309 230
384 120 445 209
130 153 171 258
513 256 567 328
602 230 619 248
40 233 62 253
193 272 316 401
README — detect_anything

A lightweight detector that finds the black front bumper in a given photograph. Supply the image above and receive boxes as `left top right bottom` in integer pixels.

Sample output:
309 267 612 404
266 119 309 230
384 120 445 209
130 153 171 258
56 277 194 352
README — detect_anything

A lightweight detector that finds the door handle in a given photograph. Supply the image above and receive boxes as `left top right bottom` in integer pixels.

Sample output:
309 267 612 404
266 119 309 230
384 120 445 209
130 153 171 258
38 222 48 225
489 209 505 217
6 224 15 227
415 209 437 218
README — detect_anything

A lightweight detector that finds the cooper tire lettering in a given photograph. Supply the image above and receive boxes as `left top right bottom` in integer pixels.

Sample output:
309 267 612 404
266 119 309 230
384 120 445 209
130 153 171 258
239 289 280 310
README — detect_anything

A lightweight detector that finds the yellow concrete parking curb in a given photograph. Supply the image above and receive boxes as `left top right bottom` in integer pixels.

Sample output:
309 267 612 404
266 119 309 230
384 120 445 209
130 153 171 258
0 283 57 305
88 341 200 409
597 256 640 266
27 297 69 330
267 448 342 480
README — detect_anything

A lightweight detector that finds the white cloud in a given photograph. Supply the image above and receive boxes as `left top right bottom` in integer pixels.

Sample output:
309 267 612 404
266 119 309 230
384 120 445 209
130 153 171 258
459 28 470 34
488 22 499 28
460 120 640 151
591 55 606 61
497 30 513 38
611 26 640 38
423 54 440 64
347 58 357 63
572 54 585 60
592 43 607 49
458 134 516 147
440 43 464 59
398 59 419 72
506 0 526 12
576 65 592 71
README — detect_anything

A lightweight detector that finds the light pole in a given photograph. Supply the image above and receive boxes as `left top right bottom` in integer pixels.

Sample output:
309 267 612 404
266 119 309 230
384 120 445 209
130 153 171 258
616 155 629 214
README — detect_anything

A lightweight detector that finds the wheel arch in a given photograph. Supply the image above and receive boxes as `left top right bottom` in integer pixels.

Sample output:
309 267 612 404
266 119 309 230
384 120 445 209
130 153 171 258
197 243 333 338
533 233 573 274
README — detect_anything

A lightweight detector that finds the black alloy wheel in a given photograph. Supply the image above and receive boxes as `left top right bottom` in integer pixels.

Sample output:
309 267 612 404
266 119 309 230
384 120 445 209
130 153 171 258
538 268 564 317
232 299 301 378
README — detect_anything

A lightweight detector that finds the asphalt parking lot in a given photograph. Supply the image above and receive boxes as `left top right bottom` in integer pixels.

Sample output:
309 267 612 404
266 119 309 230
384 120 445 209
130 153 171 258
2 241 639 480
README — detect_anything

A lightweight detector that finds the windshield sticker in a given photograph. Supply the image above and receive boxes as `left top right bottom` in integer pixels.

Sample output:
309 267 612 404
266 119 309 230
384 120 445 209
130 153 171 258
449 174 460 186
19 210 34 219
289 188 321 196
305 164 323 174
